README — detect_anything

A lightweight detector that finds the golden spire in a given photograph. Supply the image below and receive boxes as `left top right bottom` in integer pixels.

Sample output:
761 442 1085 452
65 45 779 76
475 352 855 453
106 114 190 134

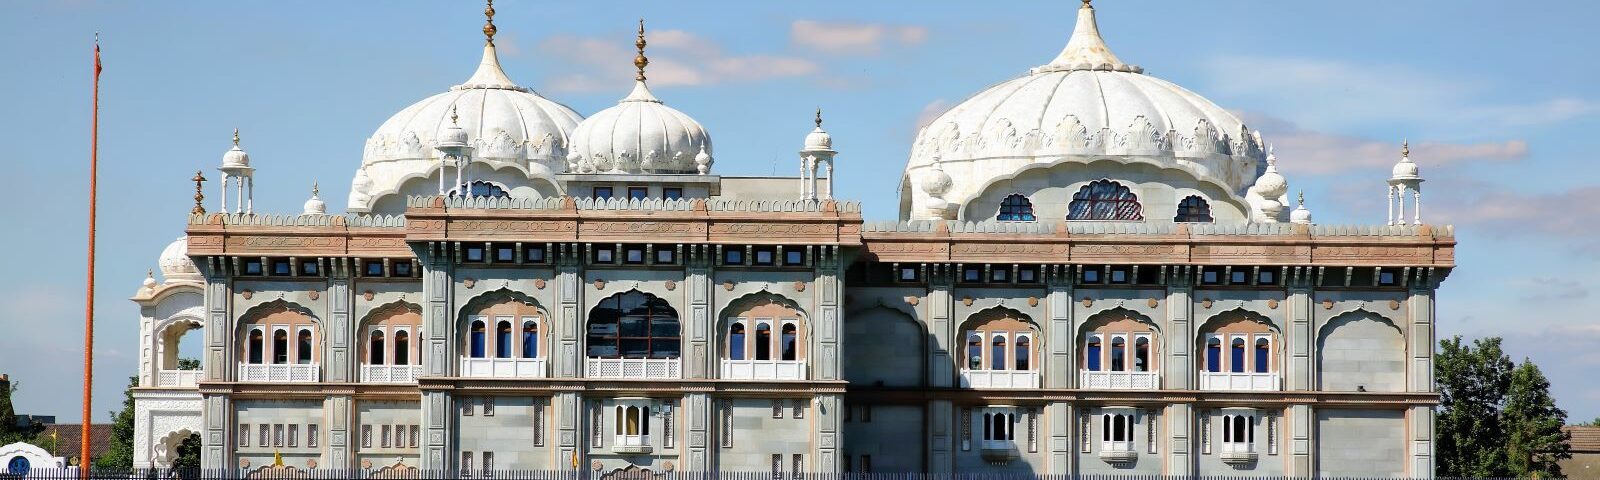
634 19 649 82
815 107 823 128
1081 0 1092 7
1297 190 1305 207
1401 138 1410 158
191 170 206 215
312 181 320 197
273 450 283 467
232 128 240 147
483 0 497 46
451 104 460 125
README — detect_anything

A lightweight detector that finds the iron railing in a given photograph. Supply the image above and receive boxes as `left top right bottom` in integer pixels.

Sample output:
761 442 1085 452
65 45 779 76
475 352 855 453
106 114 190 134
0 469 1487 480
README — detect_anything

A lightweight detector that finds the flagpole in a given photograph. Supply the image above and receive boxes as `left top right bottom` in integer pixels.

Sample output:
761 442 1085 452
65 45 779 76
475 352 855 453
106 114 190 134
81 32 100 479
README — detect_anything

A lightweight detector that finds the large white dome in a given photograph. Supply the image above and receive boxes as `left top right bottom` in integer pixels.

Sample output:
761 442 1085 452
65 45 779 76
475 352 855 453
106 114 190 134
902 2 1265 220
158 237 202 283
349 37 583 212
567 81 712 175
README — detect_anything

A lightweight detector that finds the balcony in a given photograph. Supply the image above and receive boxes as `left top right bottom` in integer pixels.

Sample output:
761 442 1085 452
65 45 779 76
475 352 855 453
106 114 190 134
1098 441 1137 463
587 358 681 379
1220 442 1258 464
155 369 202 387
361 364 424 383
613 434 651 454
236 363 319 383
458 357 547 379
1079 370 1160 389
1200 371 1280 391
960 369 1040 389
978 439 1019 463
720 359 805 380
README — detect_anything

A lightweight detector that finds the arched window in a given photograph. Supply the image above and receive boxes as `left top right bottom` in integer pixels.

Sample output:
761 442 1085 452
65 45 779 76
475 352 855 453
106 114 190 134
991 335 1008 371
297 329 313 364
521 321 538 358
781 324 797 361
755 323 772 361
495 321 512 358
1254 338 1270 373
272 330 289 364
997 194 1035 221
1110 336 1127 371
1015 336 1031 370
1205 338 1222 373
1230 337 1247 372
449 180 509 198
394 331 410 365
1067 180 1143 221
369 331 386 365
967 333 984 370
1082 314 1161 376
469 321 486 358
1086 336 1103 371
729 323 746 361
1134 336 1151 372
1174 195 1213 223
248 329 264 364
587 291 681 359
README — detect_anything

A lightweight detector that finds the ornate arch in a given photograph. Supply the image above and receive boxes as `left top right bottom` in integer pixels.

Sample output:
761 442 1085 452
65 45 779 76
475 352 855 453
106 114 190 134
1316 308 1402 342
1196 308 1278 337
151 429 199 467
1079 307 1159 340
959 305 1039 332
716 291 807 332
456 288 545 327
237 300 318 328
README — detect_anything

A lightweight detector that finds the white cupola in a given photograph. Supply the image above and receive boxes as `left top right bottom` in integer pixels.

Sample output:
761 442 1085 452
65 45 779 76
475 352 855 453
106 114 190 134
302 182 327 215
1387 140 1424 225
217 129 255 214
1290 191 1313 225
799 108 837 201
567 21 713 175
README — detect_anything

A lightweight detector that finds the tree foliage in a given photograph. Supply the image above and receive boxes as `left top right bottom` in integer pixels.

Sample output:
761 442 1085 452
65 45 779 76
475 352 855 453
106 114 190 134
93 376 137 469
1435 336 1570 478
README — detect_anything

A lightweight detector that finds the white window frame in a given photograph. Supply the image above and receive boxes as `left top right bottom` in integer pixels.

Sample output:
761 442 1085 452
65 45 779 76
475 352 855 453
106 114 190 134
519 316 541 359
977 407 1019 451
1100 411 1135 453
1221 413 1256 454
1132 333 1153 372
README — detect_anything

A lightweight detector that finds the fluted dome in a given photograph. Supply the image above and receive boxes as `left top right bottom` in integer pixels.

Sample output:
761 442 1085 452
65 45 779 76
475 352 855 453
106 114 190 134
1392 143 1420 180
350 36 582 212
902 2 1264 219
158 237 202 283
302 184 326 215
221 129 250 169
567 81 712 174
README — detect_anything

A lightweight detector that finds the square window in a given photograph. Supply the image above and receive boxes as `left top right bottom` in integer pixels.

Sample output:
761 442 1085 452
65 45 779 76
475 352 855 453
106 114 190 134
365 261 384 277
465 246 485 262
898 267 918 282
594 247 614 263
244 260 263 276
1082 268 1101 283
1202 270 1220 285
1018 266 1038 283
495 246 514 262
962 267 981 283
525 246 546 263
784 250 804 266
272 260 292 276
1110 269 1128 284
723 249 744 265
663 187 683 200
628 186 649 200
1259 270 1277 285
300 260 319 276
656 248 675 264
753 249 775 266
1230 270 1248 284
594 186 613 199
624 247 645 264
990 268 1010 282
1379 271 1397 286
393 262 412 277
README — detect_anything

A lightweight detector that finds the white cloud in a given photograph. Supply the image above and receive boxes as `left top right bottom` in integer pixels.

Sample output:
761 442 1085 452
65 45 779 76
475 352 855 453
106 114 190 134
913 99 952 132
537 30 820 92
790 20 928 55
1204 55 1600 134
1241 112 1528 175
1516 277 1589 302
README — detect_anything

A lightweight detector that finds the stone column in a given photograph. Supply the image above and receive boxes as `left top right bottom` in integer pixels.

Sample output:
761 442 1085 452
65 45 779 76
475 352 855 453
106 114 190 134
1408 280 1437 476
686 245 712 379
1044 265 1075 389
812 394 842 472
814 245 842 381
1287 270 1315 476
555 391 585 472
326 394 353 469
1409 405 1435 477
1290 404 1313 476
418 242 455 470
1047 401 1075 474
925 265 955 473
326 265 352 383
200 394 231 470
199 264 233 470
1165 403 1194 476
682 392 714 471
1164 267 1194 390
554 243 583 378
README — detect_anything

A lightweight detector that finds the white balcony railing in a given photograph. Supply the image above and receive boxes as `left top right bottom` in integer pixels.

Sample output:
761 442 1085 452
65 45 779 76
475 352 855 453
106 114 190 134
613 434 652 454
360 364 424 383
1098 441 1137 463
155 369 202 387
1220 442 1259 464
1200 371 1280 391
587 358 681 379
960 369 1041 389
458 357 547 379
237 363 319 383
1079 370 1160 389
720 359 805 380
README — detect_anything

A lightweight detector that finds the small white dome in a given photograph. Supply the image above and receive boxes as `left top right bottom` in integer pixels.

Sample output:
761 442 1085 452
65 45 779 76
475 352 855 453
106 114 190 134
568 81 712 174
303 184 327 215
437 107 470 150
1290 203 1312 224
142 272 157 289
158 237 202 283
804 127 833 151
1391 142 1420 180
221 129 250 169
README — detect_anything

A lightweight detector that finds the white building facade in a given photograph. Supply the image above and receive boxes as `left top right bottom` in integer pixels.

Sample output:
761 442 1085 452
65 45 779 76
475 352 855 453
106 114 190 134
130 2 1450 478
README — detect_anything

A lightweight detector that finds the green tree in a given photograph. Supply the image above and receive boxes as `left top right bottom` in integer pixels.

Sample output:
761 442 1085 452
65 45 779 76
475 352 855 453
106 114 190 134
172 433 202 469
1579 417 1600 427
93 376 137 470
176 358 200 370
1504 360 1571 477
1435 336 1514 478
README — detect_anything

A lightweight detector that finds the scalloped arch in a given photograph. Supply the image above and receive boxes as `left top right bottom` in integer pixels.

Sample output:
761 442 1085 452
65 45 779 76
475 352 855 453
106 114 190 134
1196 307 1279 336
959 305 1040 331
1079 306 1159 339
1316 308 1402 342
361 161 561 212
456 287 546 324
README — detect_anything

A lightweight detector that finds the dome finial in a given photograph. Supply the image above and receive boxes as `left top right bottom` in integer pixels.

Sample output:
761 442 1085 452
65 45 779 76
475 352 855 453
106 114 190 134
1401 137 1410 158
483 0 497 46
312 181 320 198
635 19 650 82
191 170 206 215
451 104 460 126
232 128 240 147
1082 0 1092 6
1038 0 1138 74
815 107 823 128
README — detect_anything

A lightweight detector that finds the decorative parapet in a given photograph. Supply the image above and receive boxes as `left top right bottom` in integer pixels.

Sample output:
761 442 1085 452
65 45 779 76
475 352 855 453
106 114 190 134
403 196 864 245
185 213 411 257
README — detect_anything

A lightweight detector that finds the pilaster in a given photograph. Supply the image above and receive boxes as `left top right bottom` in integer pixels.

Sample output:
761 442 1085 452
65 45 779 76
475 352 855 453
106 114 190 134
1044 265 1075 389
556 391 584 472
418 241 455 471
201 267 231 382
927 400 954 473
326 394 353 469
555 243 583 378
814 245 842 381
199 394 231 470
1046 401 1075 474
686 245 712 379
925 265 955 473
683 392 714 471
1164 266 1194 389
1165 403 1193 476
1407 285 1436 393
1409 405 1435 478
812 393 842 472
1287 269 1314 390
326 263 352 383
1290 404 1313 477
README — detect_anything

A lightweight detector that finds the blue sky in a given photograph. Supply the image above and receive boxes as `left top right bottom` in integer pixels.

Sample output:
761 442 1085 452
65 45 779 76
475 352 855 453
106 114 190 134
2 1 1597 423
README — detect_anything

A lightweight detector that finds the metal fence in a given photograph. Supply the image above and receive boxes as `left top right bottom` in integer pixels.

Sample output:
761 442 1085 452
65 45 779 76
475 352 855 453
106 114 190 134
0 470 1500 480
